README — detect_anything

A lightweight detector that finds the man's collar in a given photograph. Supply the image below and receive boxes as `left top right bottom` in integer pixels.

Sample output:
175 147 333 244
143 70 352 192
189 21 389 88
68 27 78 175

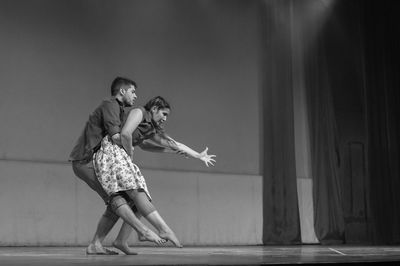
115 97 124 107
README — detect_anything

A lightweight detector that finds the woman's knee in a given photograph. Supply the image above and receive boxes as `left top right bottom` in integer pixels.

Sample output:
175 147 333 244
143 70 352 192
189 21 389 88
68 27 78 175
125 190 156 216
109 194 129 213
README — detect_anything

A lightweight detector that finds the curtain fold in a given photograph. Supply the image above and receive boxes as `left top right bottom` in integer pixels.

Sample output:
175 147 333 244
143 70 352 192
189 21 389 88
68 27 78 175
261 0 400 245
305 40 345 244
303 0 400 244
261 0 301 244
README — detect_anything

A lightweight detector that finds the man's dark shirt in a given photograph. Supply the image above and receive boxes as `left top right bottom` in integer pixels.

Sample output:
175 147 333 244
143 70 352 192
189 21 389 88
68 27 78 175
69 98 127 162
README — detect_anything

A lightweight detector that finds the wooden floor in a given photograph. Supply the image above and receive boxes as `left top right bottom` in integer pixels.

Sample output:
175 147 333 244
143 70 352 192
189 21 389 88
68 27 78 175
1 245 400 265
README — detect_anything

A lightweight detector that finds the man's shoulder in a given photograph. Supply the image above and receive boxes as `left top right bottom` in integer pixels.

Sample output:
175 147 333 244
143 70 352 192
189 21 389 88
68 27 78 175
88 98 118 117
100 97 118 105
96 97 119 110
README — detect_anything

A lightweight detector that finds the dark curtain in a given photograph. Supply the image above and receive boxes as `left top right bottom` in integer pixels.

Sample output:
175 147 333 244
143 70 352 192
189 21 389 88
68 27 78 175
261 0 301 244
260 0 400 245
303 0 400 244
363 0 400 244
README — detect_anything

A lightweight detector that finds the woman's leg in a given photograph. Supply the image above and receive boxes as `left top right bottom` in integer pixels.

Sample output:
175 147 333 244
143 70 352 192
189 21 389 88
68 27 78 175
126 190 183 248
109 195 165 246
145 211 183 248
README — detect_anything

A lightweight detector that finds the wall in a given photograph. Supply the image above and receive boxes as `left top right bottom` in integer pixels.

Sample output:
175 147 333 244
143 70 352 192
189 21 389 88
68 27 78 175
0 0 261 175
0 0 262 245
0 160 262 245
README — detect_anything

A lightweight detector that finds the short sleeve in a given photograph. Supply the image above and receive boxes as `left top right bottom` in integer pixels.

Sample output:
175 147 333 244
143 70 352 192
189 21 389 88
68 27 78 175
101 100 121 137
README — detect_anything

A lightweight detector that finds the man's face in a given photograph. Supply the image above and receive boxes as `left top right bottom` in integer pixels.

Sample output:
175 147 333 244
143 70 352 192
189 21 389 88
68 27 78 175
122 85 137 106
151 107 170 127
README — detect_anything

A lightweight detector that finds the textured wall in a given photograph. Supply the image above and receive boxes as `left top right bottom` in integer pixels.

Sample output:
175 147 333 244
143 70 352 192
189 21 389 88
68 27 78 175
0 160 262 246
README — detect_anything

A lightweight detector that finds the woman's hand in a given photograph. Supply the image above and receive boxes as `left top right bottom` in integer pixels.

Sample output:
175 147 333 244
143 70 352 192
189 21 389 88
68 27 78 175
199 147 216 167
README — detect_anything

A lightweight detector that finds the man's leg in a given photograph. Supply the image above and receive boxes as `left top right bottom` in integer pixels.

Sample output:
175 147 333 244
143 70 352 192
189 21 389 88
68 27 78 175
112 204 142 255
73 161 164 254
87 206 120 254
72 161 119 255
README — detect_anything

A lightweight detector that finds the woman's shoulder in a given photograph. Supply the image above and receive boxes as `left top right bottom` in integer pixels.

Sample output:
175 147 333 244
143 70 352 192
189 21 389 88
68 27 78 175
136 106 146 114
128 106 150 122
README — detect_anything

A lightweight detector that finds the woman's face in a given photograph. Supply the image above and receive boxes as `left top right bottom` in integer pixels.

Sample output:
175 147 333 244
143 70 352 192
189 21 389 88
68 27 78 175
151 107 170 127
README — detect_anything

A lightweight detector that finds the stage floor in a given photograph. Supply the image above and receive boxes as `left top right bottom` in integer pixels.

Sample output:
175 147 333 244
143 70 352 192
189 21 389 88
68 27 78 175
1 245 400 265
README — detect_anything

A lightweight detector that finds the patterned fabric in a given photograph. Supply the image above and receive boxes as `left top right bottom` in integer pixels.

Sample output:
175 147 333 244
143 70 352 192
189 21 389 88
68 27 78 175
93 136 151 200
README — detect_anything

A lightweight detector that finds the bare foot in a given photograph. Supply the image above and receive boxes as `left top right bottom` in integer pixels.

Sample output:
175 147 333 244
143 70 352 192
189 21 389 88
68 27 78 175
137 234 160 242
159 231 183 248
112 241 138 255
141 229 166 245
138 235 147 242
86 243 118 255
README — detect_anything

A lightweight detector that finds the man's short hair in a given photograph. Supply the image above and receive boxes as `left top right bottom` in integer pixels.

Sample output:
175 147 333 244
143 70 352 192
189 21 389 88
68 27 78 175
110 77 137 96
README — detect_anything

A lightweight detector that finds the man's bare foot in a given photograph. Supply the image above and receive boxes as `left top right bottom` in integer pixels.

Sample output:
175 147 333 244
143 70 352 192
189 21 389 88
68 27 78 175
141 229 166 245
86 243 118 255
112 241 138 255
159 231 183 248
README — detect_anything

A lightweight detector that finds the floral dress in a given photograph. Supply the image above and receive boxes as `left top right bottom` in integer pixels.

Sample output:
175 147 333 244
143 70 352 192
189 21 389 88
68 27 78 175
93 135 151 200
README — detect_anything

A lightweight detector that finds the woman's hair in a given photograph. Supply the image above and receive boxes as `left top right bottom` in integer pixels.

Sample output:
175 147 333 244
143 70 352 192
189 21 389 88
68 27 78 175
144 96 171 111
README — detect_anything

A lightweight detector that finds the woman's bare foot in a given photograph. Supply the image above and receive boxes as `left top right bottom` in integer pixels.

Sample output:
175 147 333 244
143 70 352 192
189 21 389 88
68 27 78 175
112 241 138 255
159 231 183 248
86 243 118 255
138 235 147 242
141 229 166 245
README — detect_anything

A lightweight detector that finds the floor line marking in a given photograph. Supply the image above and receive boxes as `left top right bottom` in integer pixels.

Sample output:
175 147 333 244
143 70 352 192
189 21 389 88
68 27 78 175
329 248 346 256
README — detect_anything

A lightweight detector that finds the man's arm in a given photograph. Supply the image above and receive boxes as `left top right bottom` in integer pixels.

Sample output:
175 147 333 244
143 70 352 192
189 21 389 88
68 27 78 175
102 100 122 143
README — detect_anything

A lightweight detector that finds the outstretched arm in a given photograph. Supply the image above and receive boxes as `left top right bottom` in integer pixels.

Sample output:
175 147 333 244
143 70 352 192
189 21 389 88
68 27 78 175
121 109 143 159
150 134 216 167
139 139 177 153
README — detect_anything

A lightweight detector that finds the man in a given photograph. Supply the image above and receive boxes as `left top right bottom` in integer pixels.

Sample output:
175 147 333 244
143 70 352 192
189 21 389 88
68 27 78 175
69 77 164 255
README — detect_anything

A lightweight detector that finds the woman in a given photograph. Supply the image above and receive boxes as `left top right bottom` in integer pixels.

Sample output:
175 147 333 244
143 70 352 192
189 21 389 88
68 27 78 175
93 96 216 251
